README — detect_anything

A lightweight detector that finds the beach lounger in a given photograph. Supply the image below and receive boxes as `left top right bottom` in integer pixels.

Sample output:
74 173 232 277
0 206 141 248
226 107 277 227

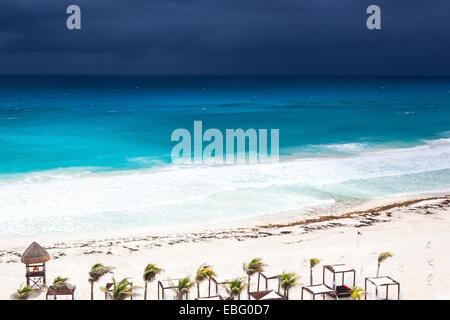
158 278 192 300
301 284 337 300
323 264 356 298
249 290 286 300
46 284 76 300
365 276 400 300
257 272 282 293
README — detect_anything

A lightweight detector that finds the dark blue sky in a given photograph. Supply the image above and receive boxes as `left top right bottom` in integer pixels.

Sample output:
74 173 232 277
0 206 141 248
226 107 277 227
0 0 449 75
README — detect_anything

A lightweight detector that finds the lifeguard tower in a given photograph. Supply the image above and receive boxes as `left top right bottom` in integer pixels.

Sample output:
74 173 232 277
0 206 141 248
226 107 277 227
21 242 51 289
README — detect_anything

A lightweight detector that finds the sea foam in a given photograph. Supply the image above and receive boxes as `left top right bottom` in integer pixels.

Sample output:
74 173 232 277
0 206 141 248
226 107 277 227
0 138 449 238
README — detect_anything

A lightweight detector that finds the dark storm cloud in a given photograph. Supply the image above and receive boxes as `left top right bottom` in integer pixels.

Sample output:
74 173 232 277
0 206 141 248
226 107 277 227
0 0 449 75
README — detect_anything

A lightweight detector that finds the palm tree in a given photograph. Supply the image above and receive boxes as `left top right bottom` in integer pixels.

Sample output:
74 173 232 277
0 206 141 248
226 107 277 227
12 285 34 300
243 257 267 297
143 264 163 300
224 277 248 300
89 263 114 300
280 272 300 299
195 263 217 298
171 276 194 300
350 286 365 300
309 258 320 285
377 252 393 277
53 276 69 287
51 276 69 300
102 278 140 300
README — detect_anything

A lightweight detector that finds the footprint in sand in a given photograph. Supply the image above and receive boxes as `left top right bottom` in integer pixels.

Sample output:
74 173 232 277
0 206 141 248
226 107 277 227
427 274 433 286
428 259 434 266
426 241 432 249
339 255 345 262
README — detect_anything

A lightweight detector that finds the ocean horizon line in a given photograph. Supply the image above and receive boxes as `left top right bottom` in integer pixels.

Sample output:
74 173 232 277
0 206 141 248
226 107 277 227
1 74 450 78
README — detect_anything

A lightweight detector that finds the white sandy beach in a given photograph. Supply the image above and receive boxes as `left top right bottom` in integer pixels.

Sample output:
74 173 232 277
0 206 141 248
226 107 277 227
1 192 449 300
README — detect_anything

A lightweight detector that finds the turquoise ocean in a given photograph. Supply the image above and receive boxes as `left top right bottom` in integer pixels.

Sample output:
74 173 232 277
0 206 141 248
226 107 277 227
1 76 450 238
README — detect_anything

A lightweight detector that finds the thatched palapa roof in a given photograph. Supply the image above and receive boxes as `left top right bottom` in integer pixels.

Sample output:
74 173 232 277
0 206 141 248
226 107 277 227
21 242 51 264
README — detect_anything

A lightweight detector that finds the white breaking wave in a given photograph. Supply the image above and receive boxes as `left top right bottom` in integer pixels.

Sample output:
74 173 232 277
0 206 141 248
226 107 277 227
0 138 450 237
320 142 372 153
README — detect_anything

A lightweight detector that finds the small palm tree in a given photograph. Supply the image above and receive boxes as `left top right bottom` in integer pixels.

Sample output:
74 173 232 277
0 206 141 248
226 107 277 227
143 264 163 300
51 276 69 300
280 272 300 299
224 277 248 300
12 285 34 300
102 278 140 300
89 263 114 300
243 257 267 297
309 258 320 285
377 252 393 277
171 276 194 300
350 286 365 300
195 263 217 298
53 276 69 287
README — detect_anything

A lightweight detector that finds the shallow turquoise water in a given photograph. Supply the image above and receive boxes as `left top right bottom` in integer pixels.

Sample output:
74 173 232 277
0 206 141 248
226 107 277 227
0 76 449 237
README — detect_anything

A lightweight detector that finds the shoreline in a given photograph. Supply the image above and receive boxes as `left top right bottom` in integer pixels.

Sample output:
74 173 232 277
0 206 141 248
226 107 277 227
0 190 449 250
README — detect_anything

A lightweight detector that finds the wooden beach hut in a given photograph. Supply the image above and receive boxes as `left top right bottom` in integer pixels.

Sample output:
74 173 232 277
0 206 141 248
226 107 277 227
21 242 51 289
